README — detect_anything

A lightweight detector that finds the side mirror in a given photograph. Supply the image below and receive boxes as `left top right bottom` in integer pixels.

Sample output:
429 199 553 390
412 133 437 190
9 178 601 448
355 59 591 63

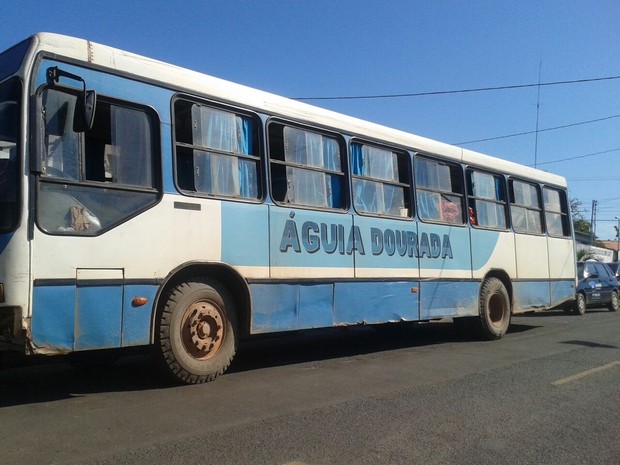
47 66 97 132
73 90 96 132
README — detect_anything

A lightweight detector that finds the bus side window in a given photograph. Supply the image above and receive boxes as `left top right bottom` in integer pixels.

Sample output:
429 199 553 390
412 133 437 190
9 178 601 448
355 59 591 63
414 156 464 224
37 88 159 235
509 180 542 234
173 100 261 200
543 186 570 237
351 142 411 218
268 122 345 210
466 169 507 229
42 89 80 180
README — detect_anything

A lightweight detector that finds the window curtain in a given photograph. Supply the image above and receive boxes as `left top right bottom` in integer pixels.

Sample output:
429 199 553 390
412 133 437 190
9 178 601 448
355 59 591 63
351 143 404 215
283 127 329 207
191 106 256 198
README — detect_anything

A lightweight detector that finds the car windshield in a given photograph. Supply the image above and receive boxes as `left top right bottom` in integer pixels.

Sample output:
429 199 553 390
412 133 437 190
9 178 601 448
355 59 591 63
0 78 22 232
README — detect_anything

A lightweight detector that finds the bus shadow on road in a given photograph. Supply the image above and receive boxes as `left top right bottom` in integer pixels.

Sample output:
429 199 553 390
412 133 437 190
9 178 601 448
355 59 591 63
0 318 541 406
229 318 538 373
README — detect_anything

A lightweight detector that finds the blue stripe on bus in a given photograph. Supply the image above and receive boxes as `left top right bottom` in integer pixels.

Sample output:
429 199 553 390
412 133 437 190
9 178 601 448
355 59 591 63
250 281 420 334
333 281 419 324
75 284 123 350
513 281 551 311
470 229 501 271
31 283 158 351
221 202 270 266
122 284 158 347
550 280 575 307
419 281 479 319
31 285 75 351
270 208 354 269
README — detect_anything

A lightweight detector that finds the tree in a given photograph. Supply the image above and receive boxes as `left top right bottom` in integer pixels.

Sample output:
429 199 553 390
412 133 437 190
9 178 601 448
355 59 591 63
571 198 592 236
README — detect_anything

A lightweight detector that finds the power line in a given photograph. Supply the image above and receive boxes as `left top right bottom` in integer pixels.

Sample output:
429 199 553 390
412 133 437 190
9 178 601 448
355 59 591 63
527 148 620 167
454 114 620 145
292 75 620 101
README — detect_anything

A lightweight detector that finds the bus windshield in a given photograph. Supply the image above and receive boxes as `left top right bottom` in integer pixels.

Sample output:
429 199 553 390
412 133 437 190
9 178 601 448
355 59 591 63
0 78 21 232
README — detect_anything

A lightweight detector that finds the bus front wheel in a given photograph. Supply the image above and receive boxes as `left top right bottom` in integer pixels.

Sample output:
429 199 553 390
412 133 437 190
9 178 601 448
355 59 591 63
156 278 237 384
478 277 511 340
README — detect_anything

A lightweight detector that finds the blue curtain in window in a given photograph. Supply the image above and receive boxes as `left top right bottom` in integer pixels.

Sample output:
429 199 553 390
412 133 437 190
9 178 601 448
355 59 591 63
192 106 257 198
237 117 256 198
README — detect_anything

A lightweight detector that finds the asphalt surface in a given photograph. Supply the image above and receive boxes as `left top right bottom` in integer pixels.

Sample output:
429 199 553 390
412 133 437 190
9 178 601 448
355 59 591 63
1 308 619 465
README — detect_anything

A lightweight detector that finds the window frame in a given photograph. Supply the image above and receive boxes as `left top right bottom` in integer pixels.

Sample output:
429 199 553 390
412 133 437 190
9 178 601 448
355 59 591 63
267 118 347 212
35 85 162 236
508 178 543 235
350 139 412 219
413 154 466 226
466 167 508 230
543 185 571 238
172 96 263 203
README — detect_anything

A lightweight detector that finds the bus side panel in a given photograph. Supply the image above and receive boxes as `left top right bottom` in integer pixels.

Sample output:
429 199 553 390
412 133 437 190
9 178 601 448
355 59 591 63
512 281 551 312
249 283 333 334
31 285 75 352
515 235 549 279
75 282 122 350
419 281 479 319
550 280 575 308
547 236 576 307
514 234 551 312
269 207 354 279
333 281 419 324
221 202 270 279
121 284 158 347
353 216 419 278
470 229 516 279
418 223 472 279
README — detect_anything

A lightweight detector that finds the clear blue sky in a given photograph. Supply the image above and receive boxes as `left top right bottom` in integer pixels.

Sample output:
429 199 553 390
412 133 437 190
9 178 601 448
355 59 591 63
3 0 620 239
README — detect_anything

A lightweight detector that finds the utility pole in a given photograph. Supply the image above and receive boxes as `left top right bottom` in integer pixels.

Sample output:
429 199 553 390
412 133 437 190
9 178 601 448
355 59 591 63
590 200 597 244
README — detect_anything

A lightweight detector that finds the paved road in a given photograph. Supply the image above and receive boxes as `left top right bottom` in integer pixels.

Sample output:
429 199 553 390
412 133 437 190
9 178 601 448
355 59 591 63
1 308 619 465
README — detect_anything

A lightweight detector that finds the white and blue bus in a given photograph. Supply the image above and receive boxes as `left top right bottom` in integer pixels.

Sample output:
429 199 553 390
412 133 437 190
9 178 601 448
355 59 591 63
0 33 575 383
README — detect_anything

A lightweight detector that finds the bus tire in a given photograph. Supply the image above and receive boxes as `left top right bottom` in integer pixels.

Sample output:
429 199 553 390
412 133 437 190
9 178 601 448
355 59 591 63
156 278 237 384
575 293 587 315
608 291 619 312
478 277 511 340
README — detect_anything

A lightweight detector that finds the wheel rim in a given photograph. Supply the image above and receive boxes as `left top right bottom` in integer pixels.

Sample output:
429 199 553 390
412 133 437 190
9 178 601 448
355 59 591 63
488 292 507 329
181 300 226 360
612 293 619 309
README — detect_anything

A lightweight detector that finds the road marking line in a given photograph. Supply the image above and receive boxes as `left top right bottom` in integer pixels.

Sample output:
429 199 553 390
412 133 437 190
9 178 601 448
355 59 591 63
552 361 620 386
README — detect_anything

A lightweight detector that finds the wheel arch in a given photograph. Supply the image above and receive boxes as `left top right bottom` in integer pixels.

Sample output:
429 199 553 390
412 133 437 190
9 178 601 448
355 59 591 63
480 268 513 313
151 261 252 342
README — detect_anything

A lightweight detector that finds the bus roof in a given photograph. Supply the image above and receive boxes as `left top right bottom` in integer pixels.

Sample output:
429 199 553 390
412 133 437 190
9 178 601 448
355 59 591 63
26 32 567 188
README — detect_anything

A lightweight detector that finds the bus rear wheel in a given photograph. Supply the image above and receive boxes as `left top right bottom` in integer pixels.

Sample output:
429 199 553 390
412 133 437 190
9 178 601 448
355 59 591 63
156 278 237 384
478 277 511 340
